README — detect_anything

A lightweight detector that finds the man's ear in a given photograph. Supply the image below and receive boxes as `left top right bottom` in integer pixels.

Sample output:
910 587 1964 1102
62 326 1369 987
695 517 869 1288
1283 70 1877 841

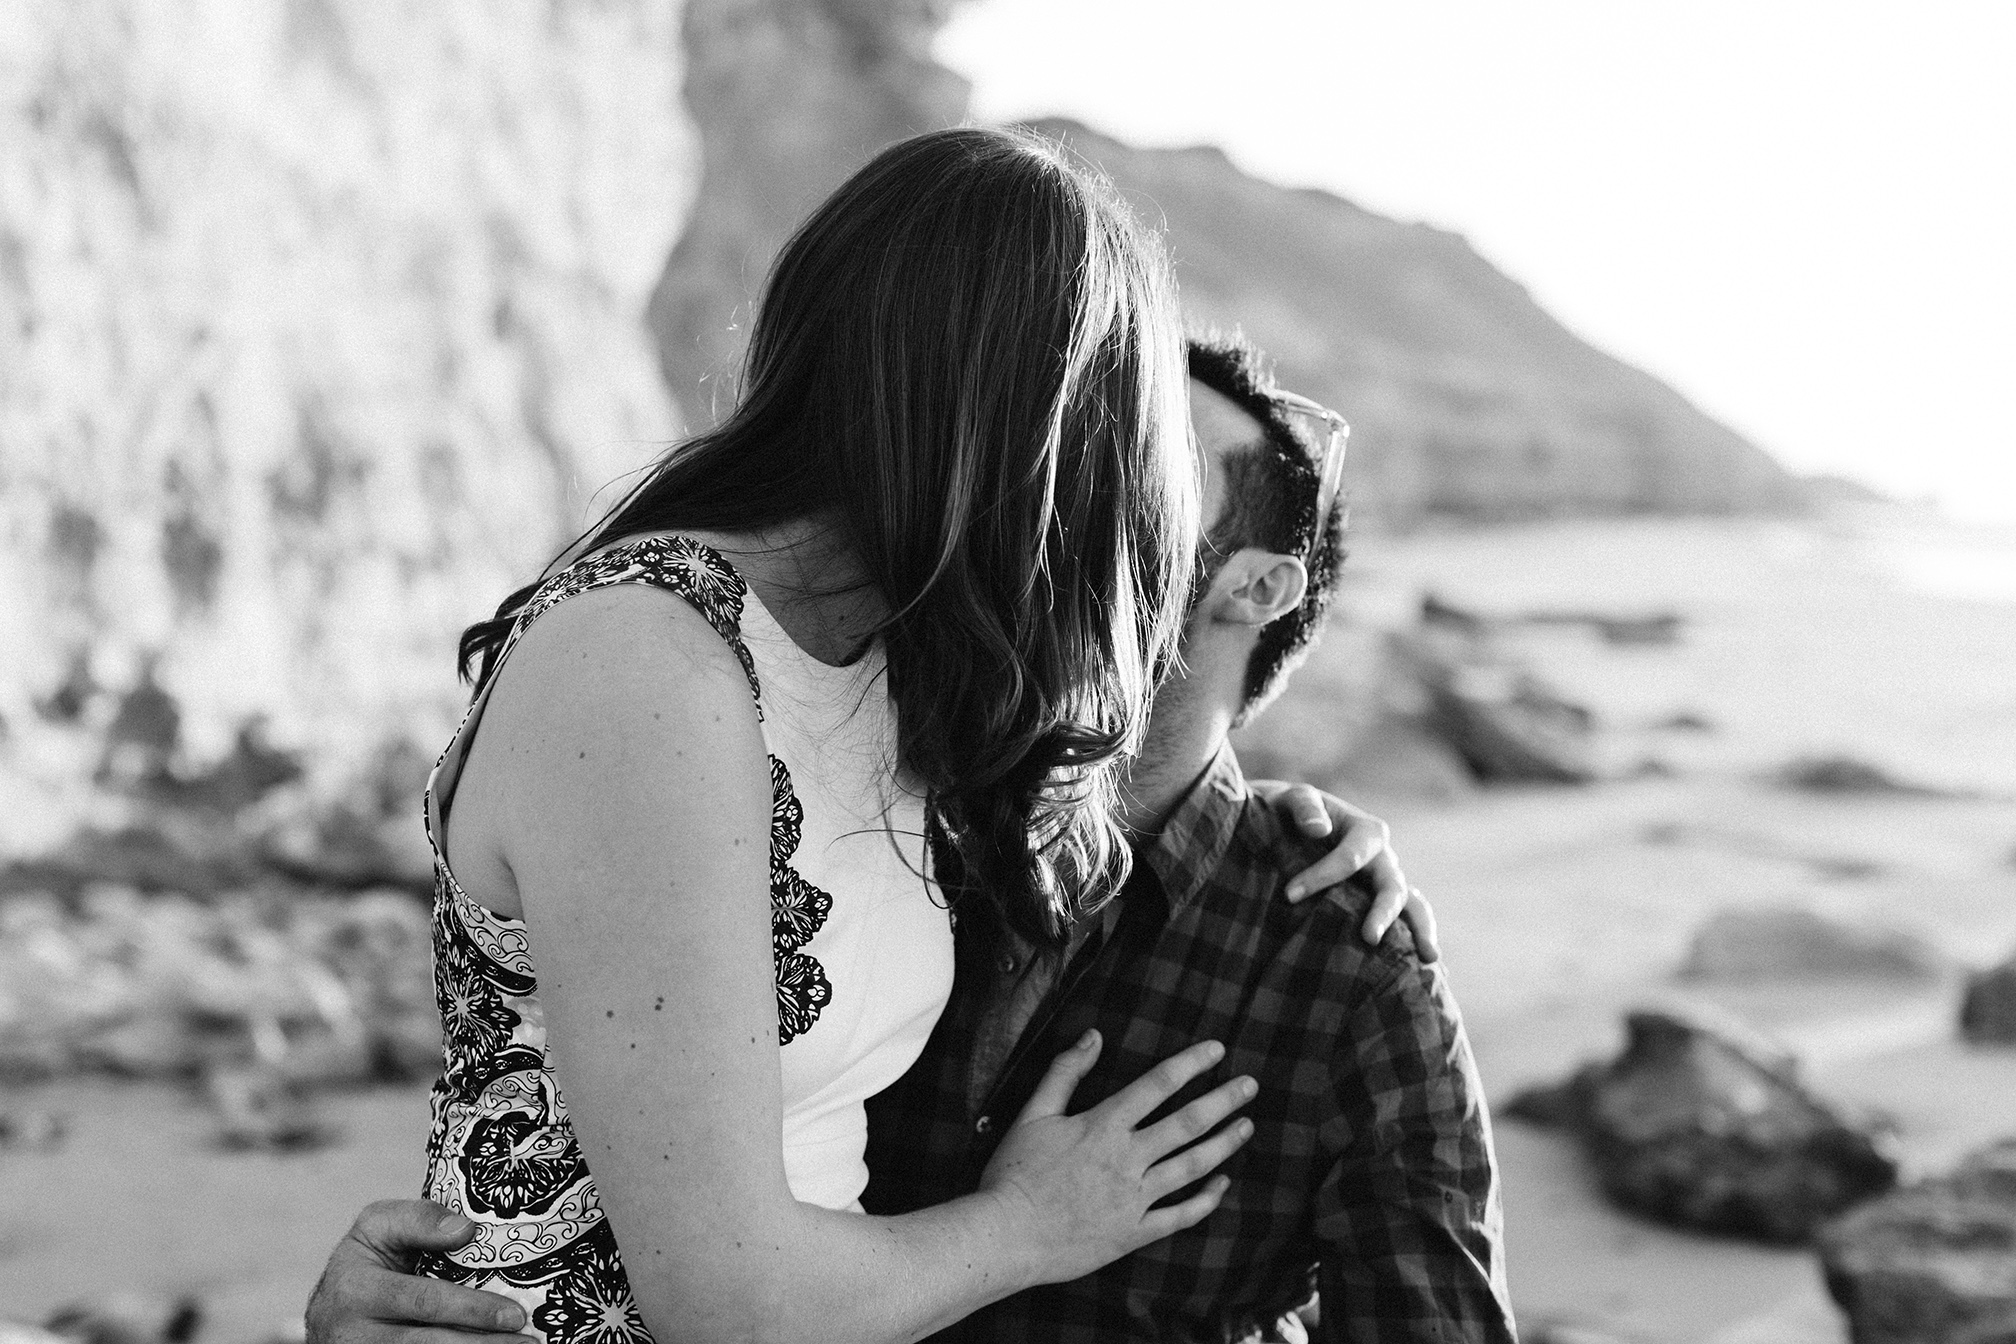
1208 551 1307 627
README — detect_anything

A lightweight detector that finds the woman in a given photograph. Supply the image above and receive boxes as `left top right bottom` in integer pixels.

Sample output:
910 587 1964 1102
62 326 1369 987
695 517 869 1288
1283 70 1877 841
417 127 1258 1344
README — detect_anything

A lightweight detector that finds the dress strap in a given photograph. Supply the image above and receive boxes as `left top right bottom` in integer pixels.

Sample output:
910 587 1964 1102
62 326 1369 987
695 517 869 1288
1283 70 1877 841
427 535 763 847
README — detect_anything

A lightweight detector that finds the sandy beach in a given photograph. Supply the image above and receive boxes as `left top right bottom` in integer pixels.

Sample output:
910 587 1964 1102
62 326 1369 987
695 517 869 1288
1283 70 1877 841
4 513 2013 1343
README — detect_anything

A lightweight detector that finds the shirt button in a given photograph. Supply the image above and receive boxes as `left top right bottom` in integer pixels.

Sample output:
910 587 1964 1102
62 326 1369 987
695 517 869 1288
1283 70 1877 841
998 953 1018 974
974 1115 995 1136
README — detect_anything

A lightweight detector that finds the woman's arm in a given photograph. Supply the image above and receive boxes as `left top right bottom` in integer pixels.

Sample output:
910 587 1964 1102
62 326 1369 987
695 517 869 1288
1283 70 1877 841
477 587 1249 1344
1248 780 1441 961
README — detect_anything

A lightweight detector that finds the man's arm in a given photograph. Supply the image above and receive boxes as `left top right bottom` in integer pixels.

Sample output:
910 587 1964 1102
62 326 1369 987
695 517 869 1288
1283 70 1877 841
1311 954 1516 1344
305 1201 531 1344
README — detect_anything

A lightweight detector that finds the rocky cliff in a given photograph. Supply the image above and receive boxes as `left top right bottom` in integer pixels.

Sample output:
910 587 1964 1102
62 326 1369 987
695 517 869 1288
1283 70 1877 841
1028 118 1800 524
0 0 1800 870
0 1 690 858
648 0 971 419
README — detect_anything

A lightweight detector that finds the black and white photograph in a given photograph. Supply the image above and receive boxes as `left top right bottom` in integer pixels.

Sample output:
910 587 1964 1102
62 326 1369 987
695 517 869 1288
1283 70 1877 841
2 3 2012 1343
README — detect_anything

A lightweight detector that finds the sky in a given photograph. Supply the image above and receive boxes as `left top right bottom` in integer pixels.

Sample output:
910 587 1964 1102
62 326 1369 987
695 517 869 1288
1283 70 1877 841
937 0 2016 521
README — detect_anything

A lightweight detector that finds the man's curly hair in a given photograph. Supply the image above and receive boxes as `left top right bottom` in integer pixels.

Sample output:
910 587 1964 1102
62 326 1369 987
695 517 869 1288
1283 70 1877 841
1186 332 1348 727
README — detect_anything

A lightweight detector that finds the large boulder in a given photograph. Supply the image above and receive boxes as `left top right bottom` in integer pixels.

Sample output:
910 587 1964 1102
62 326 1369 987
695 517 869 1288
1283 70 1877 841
1961 955 2016 1047
1820 1140 2016 1344
1506 1007 1898 1242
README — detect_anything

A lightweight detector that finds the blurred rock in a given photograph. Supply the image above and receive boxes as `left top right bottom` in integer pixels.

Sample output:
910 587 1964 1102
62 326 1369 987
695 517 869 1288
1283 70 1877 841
3 740 433 899
1819 1139 2016 1344
1809 855 1888 882
259 813 432 902
254 739 434 895
0 1107 66 1152
204 1062 337 1152
43 1294 201 1344
1517 608 1685 647
290 889 442 1082
94 660 182 790
0 1324 71 1344
1678 906 1948 985
1506 1007 1898 1242
1231 617 1476 802
1406 634 1595 785
33 651 99 726
0 823 259 900
0 887 437 1086
1233 598 1597 796
140 720 305 815
1771 756 1964 798
1420 592 1492 637
1961 954 2016 1047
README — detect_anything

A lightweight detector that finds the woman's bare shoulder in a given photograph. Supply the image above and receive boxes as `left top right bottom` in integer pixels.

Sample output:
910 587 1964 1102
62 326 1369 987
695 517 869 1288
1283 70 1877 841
504 577 752 689
472 582 769 838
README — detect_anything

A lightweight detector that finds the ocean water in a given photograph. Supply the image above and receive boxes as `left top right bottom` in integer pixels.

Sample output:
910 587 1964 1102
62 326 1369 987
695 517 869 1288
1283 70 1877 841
1860 516 2016 607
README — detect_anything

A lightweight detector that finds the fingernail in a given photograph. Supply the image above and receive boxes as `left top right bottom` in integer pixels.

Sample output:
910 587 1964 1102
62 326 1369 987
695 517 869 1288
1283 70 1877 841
493 1305 526 1330
1078 1029 1099 1049
439 1212 475 1236
1237 1118 1255 1137
1239 1076 1258 1098
1284 881 1304 900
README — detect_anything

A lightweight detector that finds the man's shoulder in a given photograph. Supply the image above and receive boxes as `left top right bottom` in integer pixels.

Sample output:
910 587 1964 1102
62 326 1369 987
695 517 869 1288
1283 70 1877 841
1221 791 1426 974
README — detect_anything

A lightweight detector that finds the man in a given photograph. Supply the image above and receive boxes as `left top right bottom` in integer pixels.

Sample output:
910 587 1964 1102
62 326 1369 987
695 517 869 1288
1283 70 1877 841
306 334 1512 1344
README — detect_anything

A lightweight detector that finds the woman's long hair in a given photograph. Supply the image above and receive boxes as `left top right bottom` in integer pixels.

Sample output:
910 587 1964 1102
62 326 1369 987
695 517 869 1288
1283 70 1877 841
458 127 1197 946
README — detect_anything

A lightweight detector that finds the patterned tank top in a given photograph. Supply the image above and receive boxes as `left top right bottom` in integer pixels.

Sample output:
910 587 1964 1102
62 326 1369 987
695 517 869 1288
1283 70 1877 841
416 535 955 1344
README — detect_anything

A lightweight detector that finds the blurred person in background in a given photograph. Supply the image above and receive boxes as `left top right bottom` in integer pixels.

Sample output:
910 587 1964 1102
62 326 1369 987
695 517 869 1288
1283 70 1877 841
305 329 1507 1344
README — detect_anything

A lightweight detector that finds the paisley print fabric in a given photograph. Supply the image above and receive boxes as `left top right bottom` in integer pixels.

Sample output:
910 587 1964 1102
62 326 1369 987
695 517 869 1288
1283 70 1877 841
417 536 838 1344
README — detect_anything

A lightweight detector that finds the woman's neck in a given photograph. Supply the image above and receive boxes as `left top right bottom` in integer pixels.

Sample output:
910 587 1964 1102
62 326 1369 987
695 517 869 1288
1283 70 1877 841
683 518 885 668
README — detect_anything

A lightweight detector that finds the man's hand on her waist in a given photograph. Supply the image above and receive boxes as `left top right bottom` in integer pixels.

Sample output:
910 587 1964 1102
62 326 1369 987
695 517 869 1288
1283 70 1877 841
306 1199 534 1344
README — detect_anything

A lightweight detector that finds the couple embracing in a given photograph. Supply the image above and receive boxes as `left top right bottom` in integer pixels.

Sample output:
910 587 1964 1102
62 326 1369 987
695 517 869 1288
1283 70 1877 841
306 127 1517 1344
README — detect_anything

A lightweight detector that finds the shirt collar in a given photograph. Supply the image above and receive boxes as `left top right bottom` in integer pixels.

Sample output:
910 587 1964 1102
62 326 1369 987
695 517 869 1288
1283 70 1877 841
1140 741 1247 915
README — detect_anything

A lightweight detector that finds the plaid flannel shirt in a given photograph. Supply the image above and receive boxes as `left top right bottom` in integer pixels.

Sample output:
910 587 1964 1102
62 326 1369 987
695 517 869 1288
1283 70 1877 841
862 746 1515 1344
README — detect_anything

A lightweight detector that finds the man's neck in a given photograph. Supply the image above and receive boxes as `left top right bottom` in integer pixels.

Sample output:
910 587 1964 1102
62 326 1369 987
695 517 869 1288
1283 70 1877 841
1120 684 1236 837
